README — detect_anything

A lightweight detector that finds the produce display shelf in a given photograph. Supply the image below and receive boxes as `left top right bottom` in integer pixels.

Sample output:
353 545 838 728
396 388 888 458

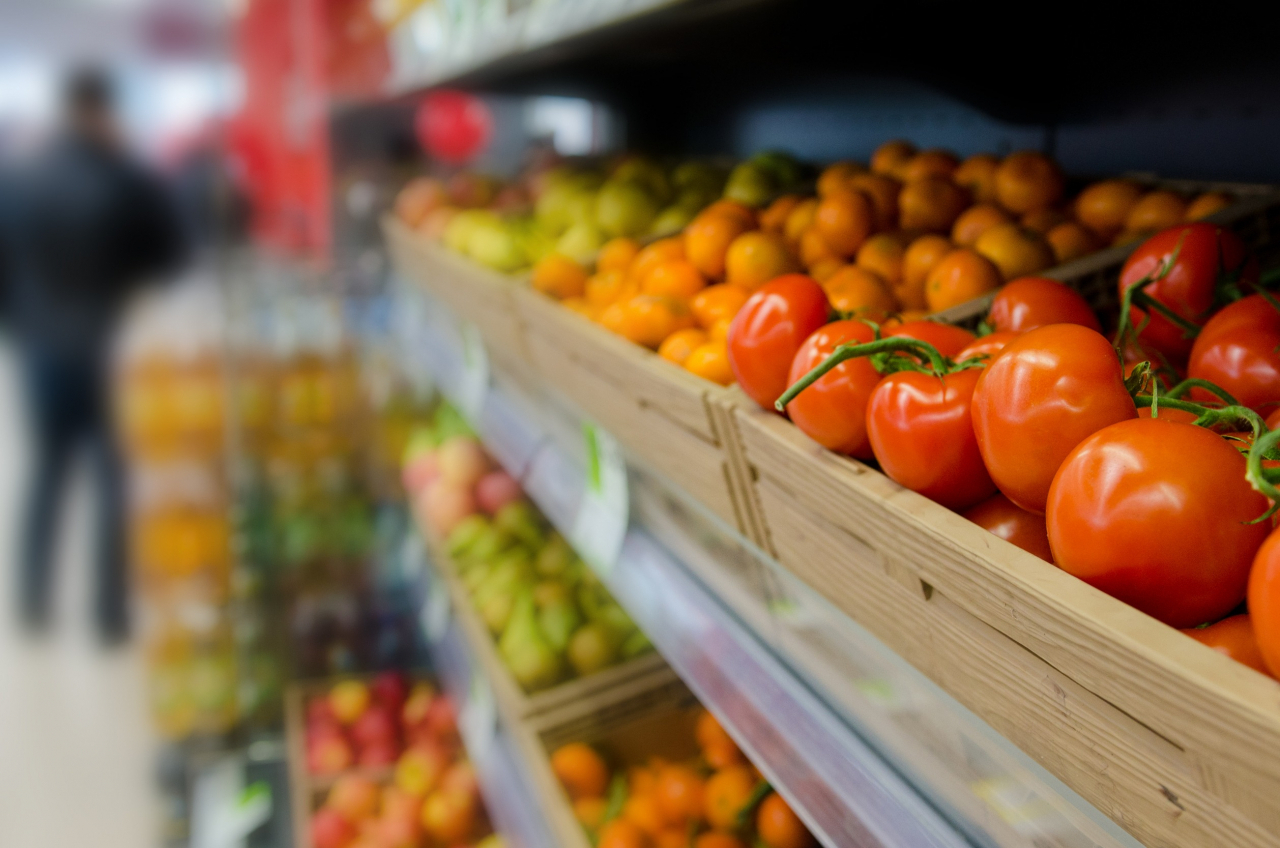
405 538 561 848
387 210 1280 848
394 278 1150 848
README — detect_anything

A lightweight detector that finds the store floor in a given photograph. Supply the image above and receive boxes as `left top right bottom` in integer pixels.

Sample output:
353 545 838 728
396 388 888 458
0 340 159 848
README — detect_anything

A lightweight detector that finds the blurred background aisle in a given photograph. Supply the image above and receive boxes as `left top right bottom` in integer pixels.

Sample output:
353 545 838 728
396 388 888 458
0 337 158 848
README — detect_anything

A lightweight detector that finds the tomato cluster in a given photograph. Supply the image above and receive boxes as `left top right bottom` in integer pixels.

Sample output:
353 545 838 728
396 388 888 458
733 222 1280 680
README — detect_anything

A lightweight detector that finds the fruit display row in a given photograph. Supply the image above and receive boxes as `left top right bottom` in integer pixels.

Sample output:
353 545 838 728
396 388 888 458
395 153 800 276
294 673 502 848
403 403 653 694
383 165 1280 847
549 707 815 848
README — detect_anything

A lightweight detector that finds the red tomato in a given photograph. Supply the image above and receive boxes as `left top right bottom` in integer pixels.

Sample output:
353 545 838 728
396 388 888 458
961 493 1053 562
956 331 1019 363
728 274 830 409
1117 223 1254 364
783 320 880 458
1181 614 1274 678
1249 530 1280 677
1187 294 1280 414
883 321 976 358
867 368 996 510
988 276 1101 334
1136 405 1199 423
971 324 1137 513
1047 418 1269 628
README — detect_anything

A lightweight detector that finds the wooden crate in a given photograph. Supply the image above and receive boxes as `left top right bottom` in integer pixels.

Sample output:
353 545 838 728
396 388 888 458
423 533 676 721
383 215 533 377
730 402 1280 848
511 284 759 538
933 179 1280 327
283 675 411 848
510 676 700 848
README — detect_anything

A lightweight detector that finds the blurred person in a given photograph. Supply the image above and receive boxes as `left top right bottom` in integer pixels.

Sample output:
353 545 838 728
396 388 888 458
0 67 185 643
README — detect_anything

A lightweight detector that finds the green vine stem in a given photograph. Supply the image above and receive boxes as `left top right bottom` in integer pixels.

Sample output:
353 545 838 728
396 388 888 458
1162 378 1240 407
1132 395 1266 440
1245 427 1280 523
1113 238 1196 353
774 337 985 412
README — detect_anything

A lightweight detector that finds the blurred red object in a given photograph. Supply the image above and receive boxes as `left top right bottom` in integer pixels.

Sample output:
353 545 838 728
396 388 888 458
415 91 492 164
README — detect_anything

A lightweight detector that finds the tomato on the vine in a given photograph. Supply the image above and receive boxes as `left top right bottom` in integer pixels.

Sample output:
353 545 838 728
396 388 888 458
1249 529 1280 678
1047 418 1269 628
1181 614 1274 678
961 493 1052 562
867 367 995 511
988 276 1101 334
971 324 1137 513
783 320 880 458
727 274 830 409
1187 294 1280 414
956 331 1019 363
884 320 975 358
1117 222 1255 364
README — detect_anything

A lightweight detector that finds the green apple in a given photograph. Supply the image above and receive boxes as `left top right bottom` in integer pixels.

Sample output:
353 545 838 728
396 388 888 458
595 180 660 238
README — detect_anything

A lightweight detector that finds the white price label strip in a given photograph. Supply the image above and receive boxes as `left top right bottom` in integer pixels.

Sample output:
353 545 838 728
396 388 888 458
459 671 496 763
571 423 629 577
420 577 451 645
458 322 489 423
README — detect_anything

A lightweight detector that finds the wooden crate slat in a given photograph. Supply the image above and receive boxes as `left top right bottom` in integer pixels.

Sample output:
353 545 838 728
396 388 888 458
736 403 1280 848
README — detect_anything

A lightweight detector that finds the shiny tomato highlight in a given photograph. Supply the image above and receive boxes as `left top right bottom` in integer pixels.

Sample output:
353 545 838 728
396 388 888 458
988 276 1101 334
783 320 880 458
1187 294 1280 414
727 274 830 410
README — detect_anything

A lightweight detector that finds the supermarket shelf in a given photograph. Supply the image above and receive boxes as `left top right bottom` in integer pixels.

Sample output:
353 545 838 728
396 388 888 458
394 276 1152 848
404 536 560 848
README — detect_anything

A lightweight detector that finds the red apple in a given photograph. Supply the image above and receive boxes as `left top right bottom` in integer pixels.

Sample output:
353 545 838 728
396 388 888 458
308 696 338 726
423 695 458 740
327 775 380 822
358 741 399 768
309 732 354 775
421 789 477 844
352 706 399 749
474 471 522 515
418 483 476 538
394 742 448 798
379 788 424 847
312 807 356 848
371 672 408 714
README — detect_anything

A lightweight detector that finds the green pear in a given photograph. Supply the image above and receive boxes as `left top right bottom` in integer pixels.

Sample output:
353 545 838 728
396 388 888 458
462 525 514 565
472 551 533 608
494 502 545 549
462 561 494 593
611 157 671 203
535 179 594 236
723 162 777 209
481 578 532 634
595 180 660 238
445 515 490 558
533 580 572 608
567 621 621 676
500 590 564 690
594 602 638 638
649 204 696 237
467 220 527 272
535 533 574 577
538 599 583 653
751 150 803 191
556 221 606 265
621 629 653 658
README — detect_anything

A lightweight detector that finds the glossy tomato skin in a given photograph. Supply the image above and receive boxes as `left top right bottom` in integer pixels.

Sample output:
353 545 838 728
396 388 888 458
1047 418 1269 628
1249 529 1280 678
1118 223 1255 364
1181 614 1274 678
1187 294 1280 414
956 331 1019 363
783 320 880 458
884 321 975 358
961 493 1053 562
867 368 996 511
728 274 830 409
988 276 1101 334
972 324 1137 514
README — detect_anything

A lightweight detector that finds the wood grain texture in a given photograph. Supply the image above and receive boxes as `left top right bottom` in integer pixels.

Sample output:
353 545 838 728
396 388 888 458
736 403 1280 848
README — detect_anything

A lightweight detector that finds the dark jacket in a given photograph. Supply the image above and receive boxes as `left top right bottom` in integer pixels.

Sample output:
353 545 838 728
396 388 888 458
0 132 186 356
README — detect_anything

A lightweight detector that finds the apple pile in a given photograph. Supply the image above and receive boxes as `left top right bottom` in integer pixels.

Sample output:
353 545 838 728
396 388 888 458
402 406 523 541
306 674 457 774
310 755 503 848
